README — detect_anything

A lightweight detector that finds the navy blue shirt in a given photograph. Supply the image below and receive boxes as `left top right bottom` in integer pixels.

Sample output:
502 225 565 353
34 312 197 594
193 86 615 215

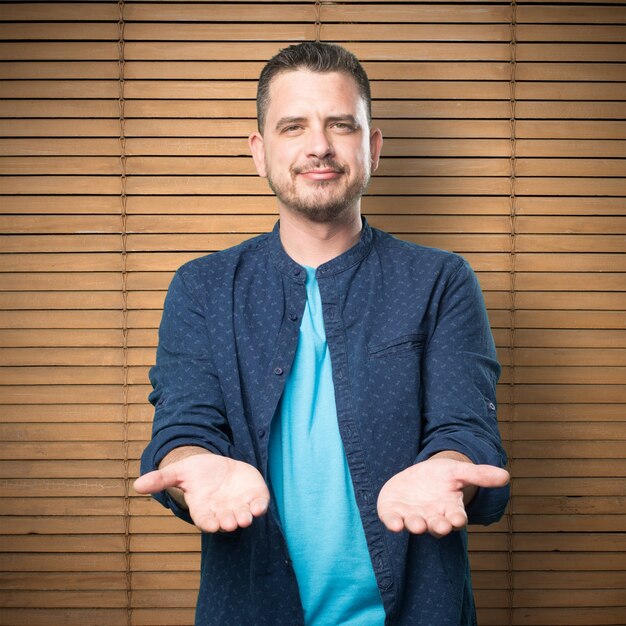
140 218 509 626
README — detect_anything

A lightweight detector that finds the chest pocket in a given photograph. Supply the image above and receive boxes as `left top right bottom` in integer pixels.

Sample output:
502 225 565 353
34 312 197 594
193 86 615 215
367 333 426 359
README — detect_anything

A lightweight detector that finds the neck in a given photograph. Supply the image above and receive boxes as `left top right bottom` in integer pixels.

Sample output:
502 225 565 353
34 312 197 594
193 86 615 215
278 208 363 268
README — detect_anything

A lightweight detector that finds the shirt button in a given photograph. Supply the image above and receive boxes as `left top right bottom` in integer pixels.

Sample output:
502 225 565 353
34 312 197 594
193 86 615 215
274 367 284 376
293 268 301 276
488 402 496 411
258 428 266 438
289 312 298 321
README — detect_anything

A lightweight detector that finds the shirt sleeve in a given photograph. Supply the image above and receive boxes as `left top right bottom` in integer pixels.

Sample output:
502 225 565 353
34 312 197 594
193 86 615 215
416 258 510 525
139 266 240 522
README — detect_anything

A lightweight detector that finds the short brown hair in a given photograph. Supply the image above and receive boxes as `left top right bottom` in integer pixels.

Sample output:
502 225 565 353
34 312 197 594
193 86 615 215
256 42 371 133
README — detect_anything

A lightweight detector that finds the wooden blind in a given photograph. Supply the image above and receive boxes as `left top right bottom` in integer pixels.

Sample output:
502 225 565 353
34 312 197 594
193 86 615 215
1 2 624 625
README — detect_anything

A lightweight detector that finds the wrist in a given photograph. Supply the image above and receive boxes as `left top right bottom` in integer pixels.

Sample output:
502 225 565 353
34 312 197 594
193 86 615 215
428 450 478 505
158 447 212 510
429 450 472 464
159 446 211 470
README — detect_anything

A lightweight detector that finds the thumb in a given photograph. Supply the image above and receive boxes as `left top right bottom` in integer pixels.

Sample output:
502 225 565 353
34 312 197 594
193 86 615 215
133 465 181 495
456 463 510 489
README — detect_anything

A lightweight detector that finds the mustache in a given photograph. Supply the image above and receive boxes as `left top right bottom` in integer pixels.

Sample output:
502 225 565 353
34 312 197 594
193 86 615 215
292 160 346 175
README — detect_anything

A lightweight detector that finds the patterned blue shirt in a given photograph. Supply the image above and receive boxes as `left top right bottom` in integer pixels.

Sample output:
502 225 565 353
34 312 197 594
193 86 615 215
141 217 509 626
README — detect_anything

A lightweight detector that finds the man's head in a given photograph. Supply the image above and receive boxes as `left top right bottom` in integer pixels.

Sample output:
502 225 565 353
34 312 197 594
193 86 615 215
256 42 371 135
249 42 382 224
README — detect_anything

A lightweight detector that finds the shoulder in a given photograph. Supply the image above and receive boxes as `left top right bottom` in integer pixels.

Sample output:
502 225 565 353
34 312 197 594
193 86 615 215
370 226 468 278
175 231 272 288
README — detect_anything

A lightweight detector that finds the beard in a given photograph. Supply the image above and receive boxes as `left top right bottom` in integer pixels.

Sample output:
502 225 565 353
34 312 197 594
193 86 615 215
266 158 370 224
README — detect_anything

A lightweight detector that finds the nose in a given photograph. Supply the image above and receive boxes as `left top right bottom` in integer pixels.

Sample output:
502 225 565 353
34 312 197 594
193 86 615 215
305 125 334 160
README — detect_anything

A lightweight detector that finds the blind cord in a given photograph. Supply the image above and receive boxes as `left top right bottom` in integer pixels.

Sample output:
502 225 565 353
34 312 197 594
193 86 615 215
314 1 322 42
507 2 518 625
117 1 132 624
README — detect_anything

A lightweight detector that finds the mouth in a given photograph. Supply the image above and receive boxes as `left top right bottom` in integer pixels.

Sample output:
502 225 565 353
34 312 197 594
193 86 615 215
293 160 346 182
297 168 344 182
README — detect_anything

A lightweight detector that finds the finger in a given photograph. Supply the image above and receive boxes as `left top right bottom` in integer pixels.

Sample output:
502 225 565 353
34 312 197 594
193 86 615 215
132 474 153 495
233 505 254 528
133 466 181 494
378 510 405 533
217 509 238 533
446 507 468 530
455 464 510 489
249 497 270 517
404 514 428 535
188 504 221 533
426 514 453 538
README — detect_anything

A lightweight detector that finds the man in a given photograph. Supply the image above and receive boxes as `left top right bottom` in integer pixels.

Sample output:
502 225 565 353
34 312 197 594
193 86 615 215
135 42 510 626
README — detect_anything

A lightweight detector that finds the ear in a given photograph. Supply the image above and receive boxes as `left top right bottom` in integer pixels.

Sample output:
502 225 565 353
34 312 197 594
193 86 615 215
369 127 383 173
248 131 267 178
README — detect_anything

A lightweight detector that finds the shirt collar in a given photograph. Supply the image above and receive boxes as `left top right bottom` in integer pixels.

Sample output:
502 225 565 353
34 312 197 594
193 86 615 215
268 215 374 282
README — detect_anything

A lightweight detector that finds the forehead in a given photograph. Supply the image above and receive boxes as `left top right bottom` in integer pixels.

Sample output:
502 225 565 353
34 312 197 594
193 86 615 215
265 69 367 121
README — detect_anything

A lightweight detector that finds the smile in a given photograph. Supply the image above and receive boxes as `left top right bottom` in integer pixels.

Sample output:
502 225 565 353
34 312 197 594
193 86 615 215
298 169 343 181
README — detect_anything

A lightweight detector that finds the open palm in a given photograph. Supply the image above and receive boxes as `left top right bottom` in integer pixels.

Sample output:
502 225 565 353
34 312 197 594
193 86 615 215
377 457 509 537
134 452 270 533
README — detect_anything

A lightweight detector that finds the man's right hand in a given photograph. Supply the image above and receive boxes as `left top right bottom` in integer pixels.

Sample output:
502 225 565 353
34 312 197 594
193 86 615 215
133 448 270 533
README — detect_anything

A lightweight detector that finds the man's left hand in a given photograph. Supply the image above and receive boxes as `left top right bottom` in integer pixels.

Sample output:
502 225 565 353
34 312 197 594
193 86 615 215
377 455 509 537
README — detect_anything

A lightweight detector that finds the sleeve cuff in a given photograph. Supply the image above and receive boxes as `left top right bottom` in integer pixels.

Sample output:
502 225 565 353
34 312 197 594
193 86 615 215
415 433 509 526
139 429 240 525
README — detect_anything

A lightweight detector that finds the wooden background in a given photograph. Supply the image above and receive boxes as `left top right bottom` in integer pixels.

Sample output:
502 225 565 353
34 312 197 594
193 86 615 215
1 1 625 624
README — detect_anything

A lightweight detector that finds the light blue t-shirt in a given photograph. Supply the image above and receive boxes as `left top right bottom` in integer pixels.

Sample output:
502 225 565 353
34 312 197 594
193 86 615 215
268 266 385 626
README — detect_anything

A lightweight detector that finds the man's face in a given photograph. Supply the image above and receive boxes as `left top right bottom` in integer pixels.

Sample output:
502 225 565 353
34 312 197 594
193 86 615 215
249 69 382 223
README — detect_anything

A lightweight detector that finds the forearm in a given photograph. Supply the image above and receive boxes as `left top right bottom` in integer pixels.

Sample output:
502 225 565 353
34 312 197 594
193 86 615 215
158 446 212 509
428 450 477 505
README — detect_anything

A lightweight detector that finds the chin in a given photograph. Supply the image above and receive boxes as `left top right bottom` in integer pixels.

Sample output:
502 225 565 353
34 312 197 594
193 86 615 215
287 192 357 223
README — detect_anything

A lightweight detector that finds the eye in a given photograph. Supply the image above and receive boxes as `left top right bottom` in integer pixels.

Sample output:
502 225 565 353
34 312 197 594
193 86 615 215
331 122 356 133
281 124 303 134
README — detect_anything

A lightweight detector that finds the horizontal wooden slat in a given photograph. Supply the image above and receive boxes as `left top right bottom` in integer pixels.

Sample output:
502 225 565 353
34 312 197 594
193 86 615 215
0 42 118 60
0 609 133 626
514 293 626 310
513 348 626 367
511 441 626 459
0 553 129 572
0 571 127 591
135 23 514 43
0 329 123 347
0 23 119 40
2 4 119 21
515 273 626 291
0 461 124 479
516 197 626 216
0 404 125 422
0 311 122 329
517 5 626 24
126 3 508 23
0 590 131 609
